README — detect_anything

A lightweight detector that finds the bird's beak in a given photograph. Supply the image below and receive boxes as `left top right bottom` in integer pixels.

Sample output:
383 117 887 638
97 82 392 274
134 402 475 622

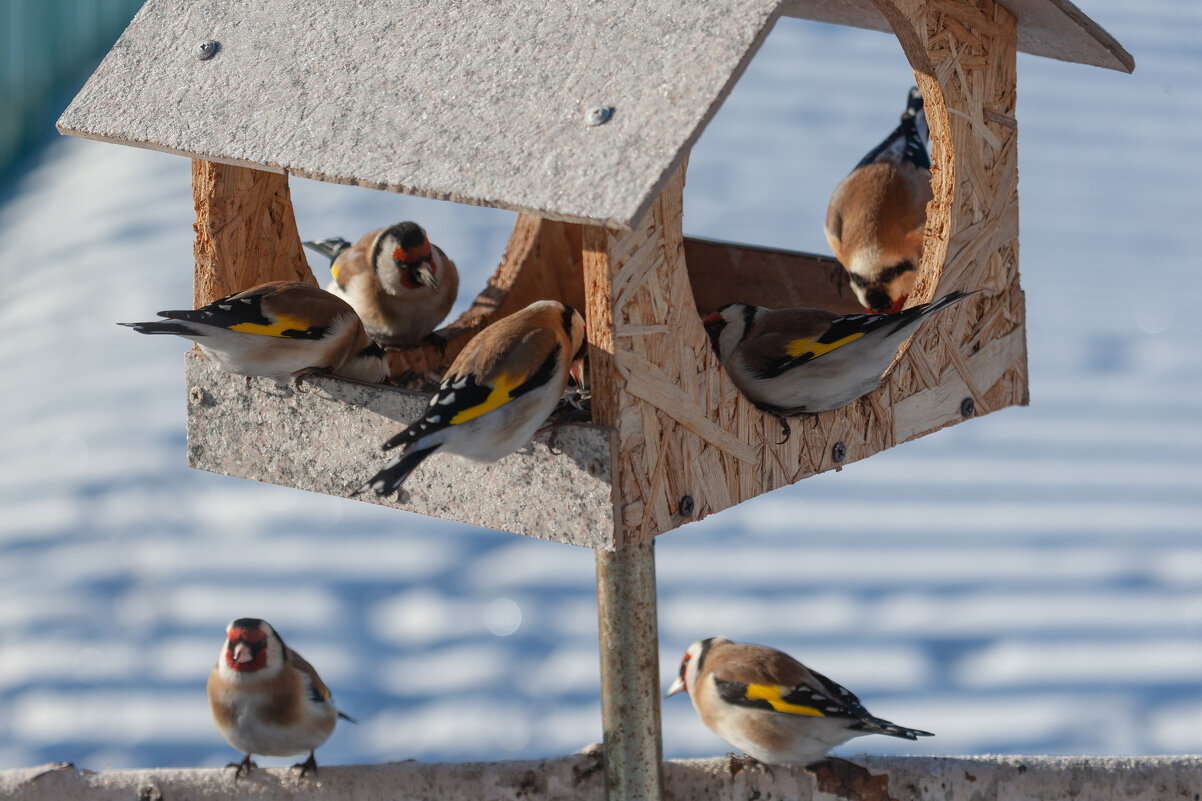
569 356 586 388
409 261 438 291
665 676 686 698
232 642 254 665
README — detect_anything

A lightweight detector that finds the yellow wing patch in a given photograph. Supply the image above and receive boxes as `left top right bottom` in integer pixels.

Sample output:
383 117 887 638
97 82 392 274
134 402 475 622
744 684 826 717
449 373 522 425
228 313 313 338
786 332 864 360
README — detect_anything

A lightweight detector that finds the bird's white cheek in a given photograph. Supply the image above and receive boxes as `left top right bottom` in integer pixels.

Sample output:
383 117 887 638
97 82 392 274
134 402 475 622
890 272 917 304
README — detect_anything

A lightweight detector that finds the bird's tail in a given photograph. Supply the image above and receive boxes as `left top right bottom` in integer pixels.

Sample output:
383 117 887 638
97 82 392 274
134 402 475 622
886 289 974 336
900 86 924 122
900 85 930 153
855 86 930 171
854 716 934 741
118 321 202 337
355 444 438 498
302 237 351 264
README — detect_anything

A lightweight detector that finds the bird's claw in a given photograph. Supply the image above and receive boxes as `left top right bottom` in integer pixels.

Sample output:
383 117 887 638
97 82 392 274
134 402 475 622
727 753 772 780
776 415 791 444
228 755 257 780
292 752 319 777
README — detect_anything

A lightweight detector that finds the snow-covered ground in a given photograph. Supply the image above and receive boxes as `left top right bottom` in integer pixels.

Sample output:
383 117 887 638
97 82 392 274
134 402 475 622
1 0 1200 771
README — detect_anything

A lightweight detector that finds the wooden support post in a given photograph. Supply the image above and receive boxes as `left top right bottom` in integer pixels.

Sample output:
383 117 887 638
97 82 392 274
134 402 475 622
191 160 315 306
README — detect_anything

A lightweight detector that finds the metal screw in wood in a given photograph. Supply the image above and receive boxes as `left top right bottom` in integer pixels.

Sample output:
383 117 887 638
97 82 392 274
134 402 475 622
585 105 613 126
193 40 219 60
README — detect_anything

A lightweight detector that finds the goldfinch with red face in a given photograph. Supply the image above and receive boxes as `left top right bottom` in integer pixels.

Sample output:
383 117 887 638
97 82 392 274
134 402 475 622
825 87 933 314
208 618 354 778
304 221 459 347
703 291 971 417
119 281 389 384
360 299 586 497
666 637 933 767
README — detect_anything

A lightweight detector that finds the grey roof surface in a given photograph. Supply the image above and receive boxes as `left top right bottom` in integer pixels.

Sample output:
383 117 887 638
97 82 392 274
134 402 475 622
58 0 1131 228
782 0 1133 74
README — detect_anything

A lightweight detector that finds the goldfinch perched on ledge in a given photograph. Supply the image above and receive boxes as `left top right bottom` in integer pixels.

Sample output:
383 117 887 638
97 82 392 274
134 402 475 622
703 291 971 417
825 87 933 314
119 281 389 384
207 618 354 778
360 299 586 497
304 220 459 347
666 637 933 767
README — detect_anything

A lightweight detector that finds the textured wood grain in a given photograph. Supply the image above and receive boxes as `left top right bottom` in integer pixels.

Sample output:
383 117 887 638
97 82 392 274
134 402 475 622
573 0 1028 545
191 160 314 306
683 238 864 315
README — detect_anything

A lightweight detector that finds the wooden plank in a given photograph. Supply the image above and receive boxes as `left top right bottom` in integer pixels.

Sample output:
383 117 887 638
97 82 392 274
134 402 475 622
184 352 617 550
567 0 1028 544
683 237 864 315
191 160 314 305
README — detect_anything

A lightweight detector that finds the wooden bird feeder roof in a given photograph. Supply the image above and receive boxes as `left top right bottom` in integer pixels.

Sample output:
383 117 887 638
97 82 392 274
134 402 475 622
58 0 1130 230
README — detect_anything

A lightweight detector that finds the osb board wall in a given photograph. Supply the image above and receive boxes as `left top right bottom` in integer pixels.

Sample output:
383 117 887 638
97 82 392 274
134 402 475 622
192 161 316 306
582 0 1027 547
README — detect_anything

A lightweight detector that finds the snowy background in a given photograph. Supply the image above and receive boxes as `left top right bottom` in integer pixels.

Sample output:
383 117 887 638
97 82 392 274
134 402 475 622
1 0 1200 771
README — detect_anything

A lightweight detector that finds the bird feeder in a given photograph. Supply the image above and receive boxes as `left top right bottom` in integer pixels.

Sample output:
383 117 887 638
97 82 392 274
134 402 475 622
59 1 1130 798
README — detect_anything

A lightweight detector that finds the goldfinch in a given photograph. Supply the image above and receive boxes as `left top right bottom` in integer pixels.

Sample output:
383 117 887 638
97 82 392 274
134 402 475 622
825 87 933 314
303 221 459 347
119 281 389 384
207 618 354 778
360 299 586 497
703 291 971 417
666 637 933 767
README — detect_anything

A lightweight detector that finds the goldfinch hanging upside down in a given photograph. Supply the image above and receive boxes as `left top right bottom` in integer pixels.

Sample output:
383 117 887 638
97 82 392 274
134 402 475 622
825 87 933 314
359 299 586 497
207 618 355 779
703 291 972 425
119 281 389 384
303 221 459 347
666 637 933 767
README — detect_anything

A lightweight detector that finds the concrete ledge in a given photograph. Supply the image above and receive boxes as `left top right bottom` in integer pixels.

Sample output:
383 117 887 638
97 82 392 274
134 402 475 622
3 751 1200 801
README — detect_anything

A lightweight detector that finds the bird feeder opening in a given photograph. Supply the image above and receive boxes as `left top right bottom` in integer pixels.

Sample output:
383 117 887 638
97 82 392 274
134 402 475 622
680 16 943 327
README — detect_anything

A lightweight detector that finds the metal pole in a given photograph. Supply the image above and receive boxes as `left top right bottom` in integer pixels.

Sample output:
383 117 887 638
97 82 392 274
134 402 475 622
596 539 665 801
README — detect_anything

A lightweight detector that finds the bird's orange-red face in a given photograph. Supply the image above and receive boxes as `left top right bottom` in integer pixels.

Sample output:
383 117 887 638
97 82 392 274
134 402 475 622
225 625 269 672
391 238 432 266
391 238 437 290
677 652 692 694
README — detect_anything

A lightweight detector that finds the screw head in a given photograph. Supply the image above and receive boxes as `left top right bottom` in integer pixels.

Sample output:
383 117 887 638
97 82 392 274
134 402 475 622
189 386 206 406
193 40 219 60
678 495 695 518
584 105 613 126
960 397 975 418
831 441 847 463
